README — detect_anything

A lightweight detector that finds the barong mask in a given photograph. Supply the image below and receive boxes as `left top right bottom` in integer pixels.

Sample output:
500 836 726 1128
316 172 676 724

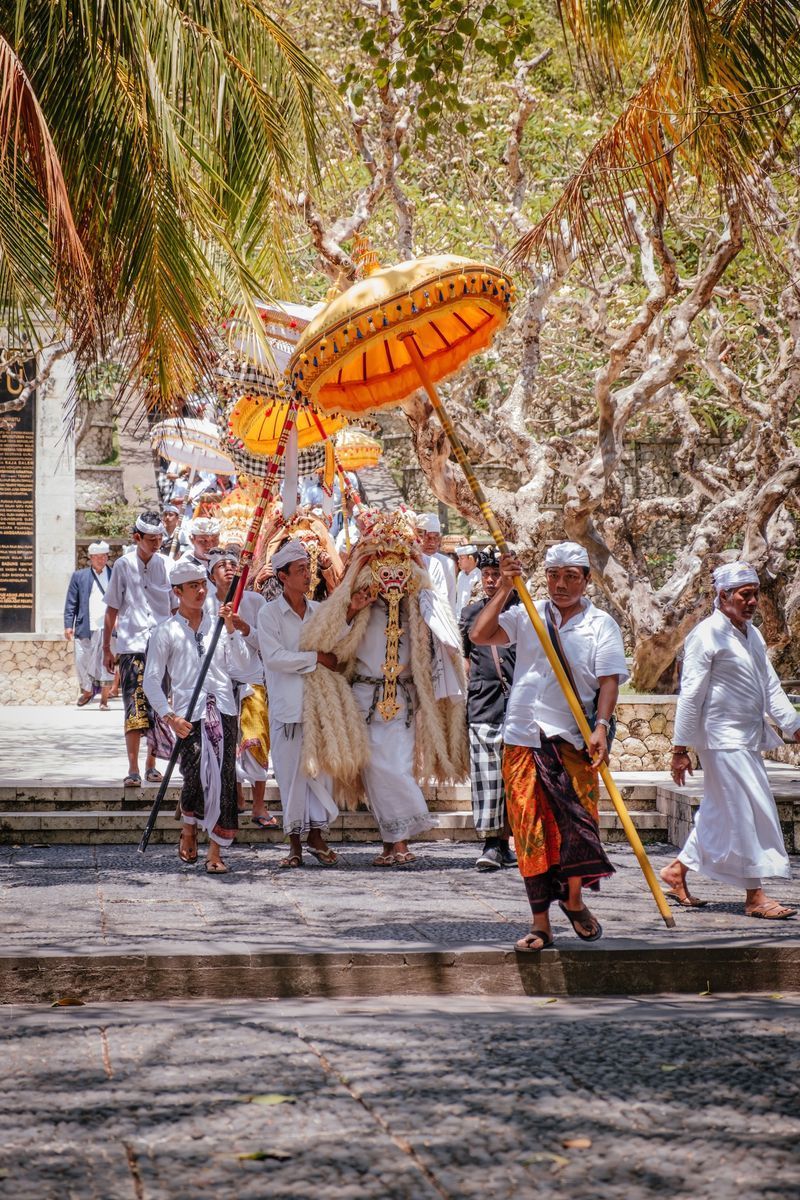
351 509 420 722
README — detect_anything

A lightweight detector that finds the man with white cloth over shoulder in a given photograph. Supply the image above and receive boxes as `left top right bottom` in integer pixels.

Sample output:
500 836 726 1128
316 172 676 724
257 540 341 869
144 558 251 875
662 562 800 919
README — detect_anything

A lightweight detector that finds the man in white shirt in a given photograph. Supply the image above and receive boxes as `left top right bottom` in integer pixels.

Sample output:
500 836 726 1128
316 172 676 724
63 540 114 708
471 541 627 952
455 543 482 616
160 504 190 560
661 562 800 919
180 516 220 567
415 513 457 610
103 512 175 787
257 540 340 868
144 558 250 874
205 548 274 829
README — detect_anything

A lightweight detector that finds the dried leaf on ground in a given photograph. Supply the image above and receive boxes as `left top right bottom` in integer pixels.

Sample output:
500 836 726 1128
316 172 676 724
562 1137 592 1150
51 996 85 1007
246 1094 296 1106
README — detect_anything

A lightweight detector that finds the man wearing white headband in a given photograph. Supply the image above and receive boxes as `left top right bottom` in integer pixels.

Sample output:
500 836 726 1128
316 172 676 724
415 512 457 611
257 540 341 867
160 504 189 561
455 543 482 617
63 541 114 709
180 516 220 567
144 558 251 874
661 561 800 919
471 540 627 951
102 510 175 787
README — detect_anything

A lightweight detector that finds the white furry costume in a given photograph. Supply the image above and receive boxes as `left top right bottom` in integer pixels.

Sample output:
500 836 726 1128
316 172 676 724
299 548 468 842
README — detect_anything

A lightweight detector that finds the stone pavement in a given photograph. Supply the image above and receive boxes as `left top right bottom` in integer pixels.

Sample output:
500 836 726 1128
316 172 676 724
2 842 800 1001
2 994 799 1199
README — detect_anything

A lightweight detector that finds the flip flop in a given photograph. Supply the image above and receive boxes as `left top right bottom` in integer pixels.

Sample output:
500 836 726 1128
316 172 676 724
515 929 554 953
558 901 603 942
746 902 796 920
665 888 708 908
145 767 163 783
123 773 141 788
76 693 92 707
307 846 338 866
205 860 229 875
393 851 416 866
279 854 303 869
252 813 280 829
178 830 198 865
372 853 396 867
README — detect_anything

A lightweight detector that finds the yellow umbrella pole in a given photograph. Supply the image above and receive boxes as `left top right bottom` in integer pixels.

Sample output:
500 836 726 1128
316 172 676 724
399 332 675 929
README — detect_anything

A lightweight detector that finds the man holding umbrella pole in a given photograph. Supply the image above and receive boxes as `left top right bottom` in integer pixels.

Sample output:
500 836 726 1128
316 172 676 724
471 542 628 952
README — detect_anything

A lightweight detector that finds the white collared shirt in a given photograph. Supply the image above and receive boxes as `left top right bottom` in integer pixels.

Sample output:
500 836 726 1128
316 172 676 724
673 608 800 750
455 566 482 616
88 566 112 631
143 611 248 720
257 593 320 724
103 549 173 653
499 598 629 749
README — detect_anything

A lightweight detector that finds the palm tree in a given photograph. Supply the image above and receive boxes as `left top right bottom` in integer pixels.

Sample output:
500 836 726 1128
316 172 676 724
510 0 800 265
0 1 336 411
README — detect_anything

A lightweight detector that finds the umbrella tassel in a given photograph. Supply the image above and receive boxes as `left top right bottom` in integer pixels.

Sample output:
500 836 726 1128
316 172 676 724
397 331 675 930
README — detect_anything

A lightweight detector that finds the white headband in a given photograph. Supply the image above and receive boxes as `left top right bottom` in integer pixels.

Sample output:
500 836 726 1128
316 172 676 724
455 544 478 557
713 562 759 596
88 541 110 556
190 517 220 536
170 559 207 585
544 541 590 569
272 540 309 572
135 515 165 536
416 513 441 533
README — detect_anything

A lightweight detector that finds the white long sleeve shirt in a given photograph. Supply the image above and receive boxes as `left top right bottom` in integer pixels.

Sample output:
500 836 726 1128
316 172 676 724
143 611 249 721
498 598 629 749
205 589 266 686
673 608 800 750
103 549 173 653
257 594 320 724
455 566 482 617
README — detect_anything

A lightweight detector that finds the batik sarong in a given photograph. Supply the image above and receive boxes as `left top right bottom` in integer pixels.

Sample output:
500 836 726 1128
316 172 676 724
502 736 614 914
118 652 174 759
178 703 238 846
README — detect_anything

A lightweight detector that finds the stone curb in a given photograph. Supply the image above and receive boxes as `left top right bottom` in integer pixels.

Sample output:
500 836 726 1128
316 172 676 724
4 943 799 1003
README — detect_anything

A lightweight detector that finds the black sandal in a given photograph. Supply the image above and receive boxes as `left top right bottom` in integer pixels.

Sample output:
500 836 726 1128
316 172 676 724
558 901 602 942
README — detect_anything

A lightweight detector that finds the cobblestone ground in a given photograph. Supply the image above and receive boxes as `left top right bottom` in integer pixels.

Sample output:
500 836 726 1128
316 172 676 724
2 995 799 1200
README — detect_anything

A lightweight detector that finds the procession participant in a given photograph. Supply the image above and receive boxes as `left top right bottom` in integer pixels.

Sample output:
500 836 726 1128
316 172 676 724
205 547 276 829
180 516 220 567
299 508 468 867
160 504 190 559
257 505 344 602
256 540 340 868
455 543 482 617
661 562 800 918
416 512 457 609
102 512 175 787
460 549 517 871
471 542 626 951
144 558 250 874
64 541 115 708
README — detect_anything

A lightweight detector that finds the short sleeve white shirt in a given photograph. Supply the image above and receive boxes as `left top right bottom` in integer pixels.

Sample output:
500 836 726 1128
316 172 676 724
103 549 173 654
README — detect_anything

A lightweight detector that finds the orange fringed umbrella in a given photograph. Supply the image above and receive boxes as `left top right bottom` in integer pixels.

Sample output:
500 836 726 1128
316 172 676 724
228 386 345 455
289 255 512 418
334 427 382 471
288 249 674 930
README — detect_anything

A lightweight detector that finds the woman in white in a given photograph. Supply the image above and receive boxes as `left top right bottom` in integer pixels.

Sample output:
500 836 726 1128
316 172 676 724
662 562 800 918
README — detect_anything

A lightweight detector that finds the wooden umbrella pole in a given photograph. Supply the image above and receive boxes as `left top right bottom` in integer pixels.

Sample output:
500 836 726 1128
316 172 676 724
399 332 675 928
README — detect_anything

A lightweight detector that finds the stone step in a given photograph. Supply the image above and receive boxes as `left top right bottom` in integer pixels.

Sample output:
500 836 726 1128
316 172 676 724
0 783 658 814
0 808 669 846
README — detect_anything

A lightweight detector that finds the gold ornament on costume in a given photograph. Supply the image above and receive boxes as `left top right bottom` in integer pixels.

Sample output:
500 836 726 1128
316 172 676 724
354 507 420 722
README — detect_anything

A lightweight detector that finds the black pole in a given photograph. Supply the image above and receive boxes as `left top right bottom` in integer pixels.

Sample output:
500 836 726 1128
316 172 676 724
138 572 240 853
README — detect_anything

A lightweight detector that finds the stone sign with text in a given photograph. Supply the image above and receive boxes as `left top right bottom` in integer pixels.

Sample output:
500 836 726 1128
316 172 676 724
0 358 36 633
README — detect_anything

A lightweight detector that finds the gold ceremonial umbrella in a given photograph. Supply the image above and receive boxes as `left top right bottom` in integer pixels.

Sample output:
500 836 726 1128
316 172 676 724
289 251 674 929
334 427 382 471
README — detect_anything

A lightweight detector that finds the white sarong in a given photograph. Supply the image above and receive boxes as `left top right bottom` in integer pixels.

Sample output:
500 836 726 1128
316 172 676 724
353 681 437 843
270 720 338 835
679 749 790 888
